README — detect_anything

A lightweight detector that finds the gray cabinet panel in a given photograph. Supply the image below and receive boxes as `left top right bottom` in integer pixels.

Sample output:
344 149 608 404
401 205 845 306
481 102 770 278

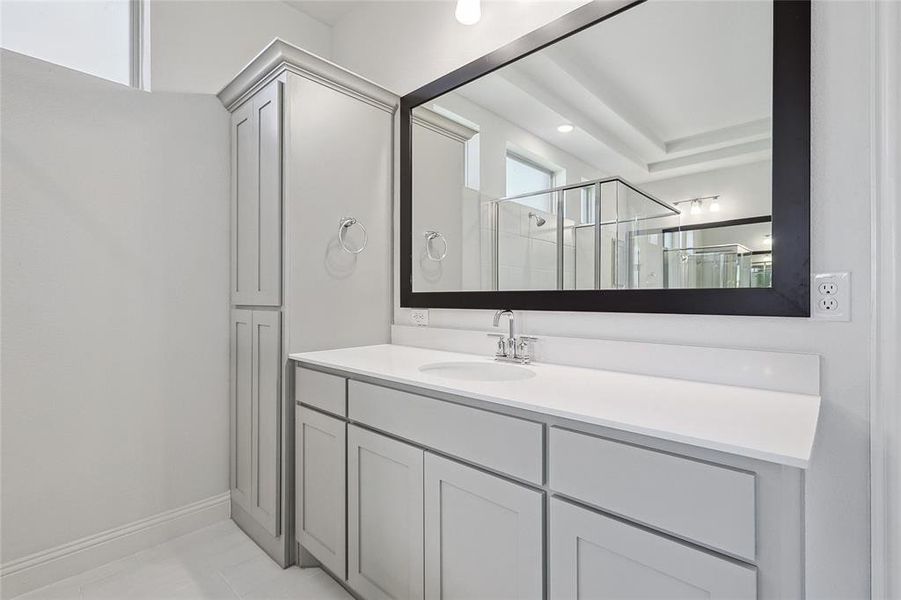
296 367 346 417
231 103 257 306
283 73 392 352
549 427 756 560
251 309 281 536
296 407 346 578
424 453 543 600
348 425 424 600
255 82 282 306
549 498 757 600
230 309 281 537
230 81 281 306
230 309 254 513
348 381 543 484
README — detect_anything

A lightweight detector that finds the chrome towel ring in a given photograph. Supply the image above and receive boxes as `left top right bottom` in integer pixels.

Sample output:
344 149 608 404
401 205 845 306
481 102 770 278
338 217 367 254
424 230 448 261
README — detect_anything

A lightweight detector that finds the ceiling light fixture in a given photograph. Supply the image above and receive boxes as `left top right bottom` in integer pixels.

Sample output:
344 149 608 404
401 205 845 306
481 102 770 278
455 0 481 25
557 123 574 133
690 200 703 215
763 234 773 246
673 194 720 216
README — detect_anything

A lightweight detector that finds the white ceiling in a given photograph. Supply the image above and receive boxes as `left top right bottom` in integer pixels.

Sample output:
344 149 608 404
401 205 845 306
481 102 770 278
439 0 774 183
284 0 374 26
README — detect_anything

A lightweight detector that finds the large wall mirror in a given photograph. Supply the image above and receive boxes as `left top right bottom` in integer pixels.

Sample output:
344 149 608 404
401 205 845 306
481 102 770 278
400 0 809 316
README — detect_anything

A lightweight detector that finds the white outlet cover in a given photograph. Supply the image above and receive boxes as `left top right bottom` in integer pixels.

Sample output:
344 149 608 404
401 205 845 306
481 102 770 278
812 272 850 321
410 309 429 327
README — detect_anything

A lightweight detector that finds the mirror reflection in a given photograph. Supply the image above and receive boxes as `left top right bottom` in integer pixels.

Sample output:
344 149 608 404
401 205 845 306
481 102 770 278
412 0 774 292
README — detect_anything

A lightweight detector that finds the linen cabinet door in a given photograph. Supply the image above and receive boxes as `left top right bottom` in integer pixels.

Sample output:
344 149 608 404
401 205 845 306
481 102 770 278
230 80 281 306
424 453 543 600
549 498 757 600
252 80 282 306
348 425 424 600
230 309 254 514
249 309 281 536
296 407 346 578
230 99 258 305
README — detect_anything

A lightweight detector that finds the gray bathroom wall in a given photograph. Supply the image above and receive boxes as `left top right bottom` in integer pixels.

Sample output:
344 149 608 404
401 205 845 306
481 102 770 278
148 0 332 94
0 50 230 564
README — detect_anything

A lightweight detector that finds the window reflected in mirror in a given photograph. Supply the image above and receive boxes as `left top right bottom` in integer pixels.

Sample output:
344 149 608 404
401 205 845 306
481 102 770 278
411 0 774 293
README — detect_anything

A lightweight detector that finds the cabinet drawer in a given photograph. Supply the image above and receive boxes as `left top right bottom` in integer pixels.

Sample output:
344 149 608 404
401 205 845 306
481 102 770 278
549 427 756 560
296 367 346 417
348 381 543 484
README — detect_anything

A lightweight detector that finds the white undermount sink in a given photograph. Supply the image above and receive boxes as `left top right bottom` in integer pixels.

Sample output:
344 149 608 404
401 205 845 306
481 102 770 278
418 361 536 382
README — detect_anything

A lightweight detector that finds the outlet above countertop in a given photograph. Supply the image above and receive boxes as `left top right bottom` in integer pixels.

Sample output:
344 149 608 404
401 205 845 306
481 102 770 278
289 344 821 469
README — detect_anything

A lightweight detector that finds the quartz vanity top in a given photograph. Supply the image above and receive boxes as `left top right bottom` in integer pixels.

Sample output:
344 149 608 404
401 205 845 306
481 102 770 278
289 344 821 468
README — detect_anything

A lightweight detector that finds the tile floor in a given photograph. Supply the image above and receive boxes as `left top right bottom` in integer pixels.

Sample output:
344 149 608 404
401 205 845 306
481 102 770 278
15 521 352 600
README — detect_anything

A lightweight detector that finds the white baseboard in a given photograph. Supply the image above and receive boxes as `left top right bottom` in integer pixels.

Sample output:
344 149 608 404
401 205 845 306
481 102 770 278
0 492 231 599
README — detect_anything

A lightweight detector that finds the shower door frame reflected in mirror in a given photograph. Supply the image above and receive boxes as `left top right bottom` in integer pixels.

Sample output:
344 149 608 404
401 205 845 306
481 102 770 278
400 0 810 316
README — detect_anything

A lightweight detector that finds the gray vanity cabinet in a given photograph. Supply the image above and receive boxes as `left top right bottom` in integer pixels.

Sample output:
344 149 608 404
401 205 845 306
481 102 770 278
295 407 345 579
424 453 543 600
348 425 425 600
230 79 281 307
549 498 757 600
230 308 282 536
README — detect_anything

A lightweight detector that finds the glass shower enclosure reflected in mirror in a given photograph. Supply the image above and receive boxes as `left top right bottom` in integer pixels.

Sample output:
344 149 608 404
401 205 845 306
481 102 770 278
492 178 680 291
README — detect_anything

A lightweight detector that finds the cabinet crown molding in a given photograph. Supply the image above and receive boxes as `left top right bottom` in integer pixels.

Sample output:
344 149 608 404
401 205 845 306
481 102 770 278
412 107 479 143
218 38 399 113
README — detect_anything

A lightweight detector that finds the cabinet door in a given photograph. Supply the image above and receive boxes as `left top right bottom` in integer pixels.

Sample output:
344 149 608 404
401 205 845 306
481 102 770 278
231 80 281 306
296 407 346 578
231 101 257 306
424 453 543 600
348 425 424 600
549 498 757 600
253 81 282 306
250 309 281 536
230 309 254 513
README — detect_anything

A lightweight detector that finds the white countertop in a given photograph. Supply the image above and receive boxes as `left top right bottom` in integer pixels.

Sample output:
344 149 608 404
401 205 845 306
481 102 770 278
289 344 820 468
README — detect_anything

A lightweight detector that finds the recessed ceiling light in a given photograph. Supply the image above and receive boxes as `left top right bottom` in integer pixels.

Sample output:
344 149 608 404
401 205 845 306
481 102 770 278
455 0 481 25
557 124 574 133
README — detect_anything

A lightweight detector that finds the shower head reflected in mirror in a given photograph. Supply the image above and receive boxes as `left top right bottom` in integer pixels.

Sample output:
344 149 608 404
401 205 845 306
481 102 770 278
528 212 546 227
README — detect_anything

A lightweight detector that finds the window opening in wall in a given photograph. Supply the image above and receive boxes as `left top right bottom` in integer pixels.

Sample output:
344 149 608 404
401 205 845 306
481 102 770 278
505 152 554 212
0 0 142 87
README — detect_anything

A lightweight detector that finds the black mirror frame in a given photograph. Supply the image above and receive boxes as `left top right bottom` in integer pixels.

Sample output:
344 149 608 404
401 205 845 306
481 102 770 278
400 0 810 317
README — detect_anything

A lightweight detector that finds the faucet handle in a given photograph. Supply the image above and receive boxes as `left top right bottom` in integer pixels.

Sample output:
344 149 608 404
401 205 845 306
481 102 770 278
515 336 539 364
487 333 508 358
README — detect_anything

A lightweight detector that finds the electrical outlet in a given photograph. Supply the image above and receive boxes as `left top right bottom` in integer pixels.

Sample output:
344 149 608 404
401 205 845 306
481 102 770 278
818 296 839 312
812 272 850 321
410 309 429 327
818 281 838 296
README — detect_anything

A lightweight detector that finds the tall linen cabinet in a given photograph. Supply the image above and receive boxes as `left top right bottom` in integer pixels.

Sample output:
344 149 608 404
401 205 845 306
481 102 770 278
219 40 397 565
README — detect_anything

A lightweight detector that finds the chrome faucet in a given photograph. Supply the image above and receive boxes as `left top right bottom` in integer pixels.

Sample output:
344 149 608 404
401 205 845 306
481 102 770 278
488 310 538 364
493 309 515 339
